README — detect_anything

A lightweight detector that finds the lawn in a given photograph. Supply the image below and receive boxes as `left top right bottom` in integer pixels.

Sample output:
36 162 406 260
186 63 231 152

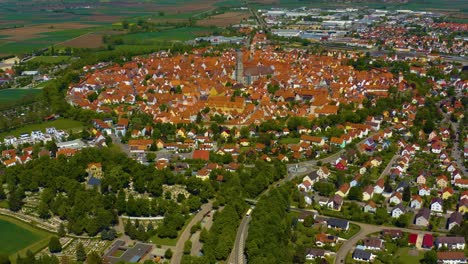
396 247 424 264
0 118 84 140
0 88 42 104
29 56 71 64
0 215 52 257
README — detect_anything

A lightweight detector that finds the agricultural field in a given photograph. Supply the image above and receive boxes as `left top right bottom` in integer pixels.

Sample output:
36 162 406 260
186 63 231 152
0 215 52 257
0 88 42 104
197 11 251 27
0 0 223 56
120 27 214 43
0 118 84 141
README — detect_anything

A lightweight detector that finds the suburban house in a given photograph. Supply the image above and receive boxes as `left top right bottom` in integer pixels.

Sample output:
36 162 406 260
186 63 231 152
447 211 463 230
431 197 444 213
305 248 329 260
362 185 374 201
363 237 384 251
315 233 338 247
437 251 467 264
435 237 465 250
414 208 430 227
391 204 405 218
364 201 377 213
335 183 350 197
327 218 349 231
352 249 374 262
410 195 423 209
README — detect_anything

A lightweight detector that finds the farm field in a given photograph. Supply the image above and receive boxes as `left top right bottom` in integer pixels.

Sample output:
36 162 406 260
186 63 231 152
0 118 84 141
0 88 42 104
120 27 214 43
197 11 251 27
0 215 51 257
0 0 222 55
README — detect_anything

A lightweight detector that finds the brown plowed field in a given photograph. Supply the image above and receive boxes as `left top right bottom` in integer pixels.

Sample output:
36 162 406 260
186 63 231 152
197 12 251 27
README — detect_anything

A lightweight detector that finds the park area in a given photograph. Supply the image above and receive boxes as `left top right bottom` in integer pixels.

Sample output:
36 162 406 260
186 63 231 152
0 215 52 257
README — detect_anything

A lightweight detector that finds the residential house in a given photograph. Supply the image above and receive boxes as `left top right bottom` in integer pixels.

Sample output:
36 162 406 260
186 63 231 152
305 248 327 260
327 195 343 211
437 175 449 189
374 179 385 194
442 187 454 200
317 166 331 178
389 192 403 205
363 237 384 251
352 249 374 262
459 199 468 213
410 195 423 209
335 183 350 197
447 211 463 230
362 185 374 201
437 251 467 264
298 175 314 192
315 233 338 247
391 204 405 218
419 185 431 196
326 218 349 231
364 201 377 213
381 229 403 240
431 197 444 213
435 237 465 250
454 179 468 189
414 208 430 227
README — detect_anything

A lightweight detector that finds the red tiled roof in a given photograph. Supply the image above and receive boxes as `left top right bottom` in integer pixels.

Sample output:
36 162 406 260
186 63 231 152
192 150 210 161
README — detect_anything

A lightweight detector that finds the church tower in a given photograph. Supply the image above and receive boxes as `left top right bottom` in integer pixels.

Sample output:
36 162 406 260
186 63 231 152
235 49 244 84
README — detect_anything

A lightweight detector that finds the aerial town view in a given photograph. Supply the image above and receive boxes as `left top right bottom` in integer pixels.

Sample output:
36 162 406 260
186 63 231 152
0 0 467 263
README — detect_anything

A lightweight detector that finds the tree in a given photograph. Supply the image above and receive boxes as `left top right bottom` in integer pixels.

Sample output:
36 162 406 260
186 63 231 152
348 186 363 201
303 215 314 227
76 242 86 262
164 248 173 259
421 250 437 264
403 187 411 202
8 188 24 212
87 251 102 264
58 223 66 237
146 152 156 162
48 236 62 253
184 240 192 255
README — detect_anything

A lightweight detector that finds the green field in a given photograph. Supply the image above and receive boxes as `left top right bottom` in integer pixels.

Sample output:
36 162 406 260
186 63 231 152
121 27 213 44
0 215 52 257
29 56 71 64
0 89 42 104
0 118 84 141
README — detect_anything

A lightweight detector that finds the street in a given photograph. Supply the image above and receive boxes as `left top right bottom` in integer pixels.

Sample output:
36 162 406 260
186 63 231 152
171 201 213 264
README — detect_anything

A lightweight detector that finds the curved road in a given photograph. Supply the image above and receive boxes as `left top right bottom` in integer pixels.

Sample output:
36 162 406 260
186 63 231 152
335 219 444 263
171 201 213 264
228 127 396 264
